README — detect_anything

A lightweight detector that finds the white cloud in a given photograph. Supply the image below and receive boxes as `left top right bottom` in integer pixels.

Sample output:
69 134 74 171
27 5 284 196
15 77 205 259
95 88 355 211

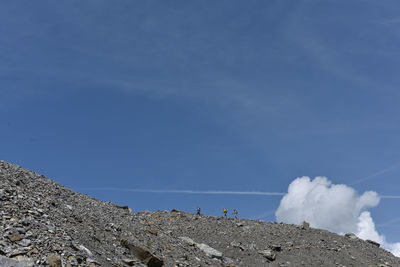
275 176 400 257
356 211 383 243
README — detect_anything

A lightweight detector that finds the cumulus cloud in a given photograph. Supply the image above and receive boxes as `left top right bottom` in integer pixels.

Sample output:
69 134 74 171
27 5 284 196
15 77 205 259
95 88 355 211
275 176 400 256
356 211 383 242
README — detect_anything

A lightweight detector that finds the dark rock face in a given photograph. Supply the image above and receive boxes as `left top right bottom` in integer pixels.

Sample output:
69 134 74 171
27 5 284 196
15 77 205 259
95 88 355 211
0 160 399 266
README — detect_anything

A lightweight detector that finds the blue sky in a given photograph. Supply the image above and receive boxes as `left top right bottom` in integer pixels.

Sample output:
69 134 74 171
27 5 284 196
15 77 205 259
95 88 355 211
2 0 400 244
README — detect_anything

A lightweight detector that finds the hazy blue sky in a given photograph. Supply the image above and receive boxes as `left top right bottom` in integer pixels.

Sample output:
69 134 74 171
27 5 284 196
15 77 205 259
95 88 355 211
2 1 400 244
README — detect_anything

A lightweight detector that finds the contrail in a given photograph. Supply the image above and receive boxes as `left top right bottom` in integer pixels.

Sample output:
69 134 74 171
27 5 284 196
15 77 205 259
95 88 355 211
79 187 285 196
78 187 400 199
250 209 276 220
351 162 400 185
376 217 400 228
380 195 400 199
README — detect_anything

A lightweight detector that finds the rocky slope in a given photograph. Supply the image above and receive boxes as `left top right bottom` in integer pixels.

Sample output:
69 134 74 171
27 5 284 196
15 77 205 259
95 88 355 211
1 160 399 267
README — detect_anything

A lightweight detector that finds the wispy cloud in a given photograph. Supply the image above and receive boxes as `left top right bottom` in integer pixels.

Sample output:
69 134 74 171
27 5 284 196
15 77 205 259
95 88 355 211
377 217 400 228
79 187 285 196
374 17 400 26
351 161 400 185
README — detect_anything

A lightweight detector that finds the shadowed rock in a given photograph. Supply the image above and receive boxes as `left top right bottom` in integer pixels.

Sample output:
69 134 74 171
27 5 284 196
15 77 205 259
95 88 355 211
120 239 163 267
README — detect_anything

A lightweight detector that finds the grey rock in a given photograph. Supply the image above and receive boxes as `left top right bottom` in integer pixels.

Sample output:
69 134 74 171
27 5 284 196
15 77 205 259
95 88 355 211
121 239 164 267
70 242 93 256
46 254 61 267
230 241 245 251
78 244 93 257
122 258 136 265
367 239 381 247
196 243 223 259
259 249 276 261
345 233 358 240
11 256 34 267
180 236 224 259
299 221 310 230
179 236 196 246
8 247 30 257
87 258 100 265
0 255 32 267
18 239 31 247
8 233 22 242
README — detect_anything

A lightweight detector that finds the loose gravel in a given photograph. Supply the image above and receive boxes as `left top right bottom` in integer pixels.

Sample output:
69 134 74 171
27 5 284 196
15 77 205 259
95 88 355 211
1 160 399 266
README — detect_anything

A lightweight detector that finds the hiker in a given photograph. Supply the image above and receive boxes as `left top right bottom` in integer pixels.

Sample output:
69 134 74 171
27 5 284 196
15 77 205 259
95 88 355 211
223 208 227 217
233 209 238 219
197 207 201 215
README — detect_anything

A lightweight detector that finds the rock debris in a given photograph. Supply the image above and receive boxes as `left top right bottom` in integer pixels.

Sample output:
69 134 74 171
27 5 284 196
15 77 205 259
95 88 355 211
0 160 399 266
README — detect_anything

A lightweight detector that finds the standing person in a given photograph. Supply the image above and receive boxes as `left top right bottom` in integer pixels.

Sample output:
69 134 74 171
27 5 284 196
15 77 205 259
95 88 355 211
233 209 238 219
196 207 201 215
223 208 227 217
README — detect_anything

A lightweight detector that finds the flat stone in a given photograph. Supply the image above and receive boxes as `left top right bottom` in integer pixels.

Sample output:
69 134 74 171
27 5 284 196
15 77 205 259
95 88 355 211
10 216 19 222
122 258 135 265
366 240 380 247
12 256 35 267
179 236 196 246
71 242 93 256
28 248 39 255
67 255 76 261
78 244 93 256
18 239 32 247
16 228 27 234
0 255 32 267
259 249 276 261
230 241 245 251
120 239 163 267
345 233 358 240
47 253 62 267
196 243 223 259
8 233 22 242
51 244 62 252
8 247 31 257
87 258 100 265
147 229 158 236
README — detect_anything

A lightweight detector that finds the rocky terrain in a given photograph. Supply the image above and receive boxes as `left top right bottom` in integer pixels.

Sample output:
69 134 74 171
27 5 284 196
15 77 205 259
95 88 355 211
1 160 399 267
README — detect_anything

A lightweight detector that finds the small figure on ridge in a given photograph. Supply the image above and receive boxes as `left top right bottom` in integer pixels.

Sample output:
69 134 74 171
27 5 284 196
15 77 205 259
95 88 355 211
223 208 227 217
197 206 201 215
233 209 238 219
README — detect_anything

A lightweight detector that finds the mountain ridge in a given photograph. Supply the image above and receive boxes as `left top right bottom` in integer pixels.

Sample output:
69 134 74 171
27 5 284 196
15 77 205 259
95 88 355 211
1 160 399 266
